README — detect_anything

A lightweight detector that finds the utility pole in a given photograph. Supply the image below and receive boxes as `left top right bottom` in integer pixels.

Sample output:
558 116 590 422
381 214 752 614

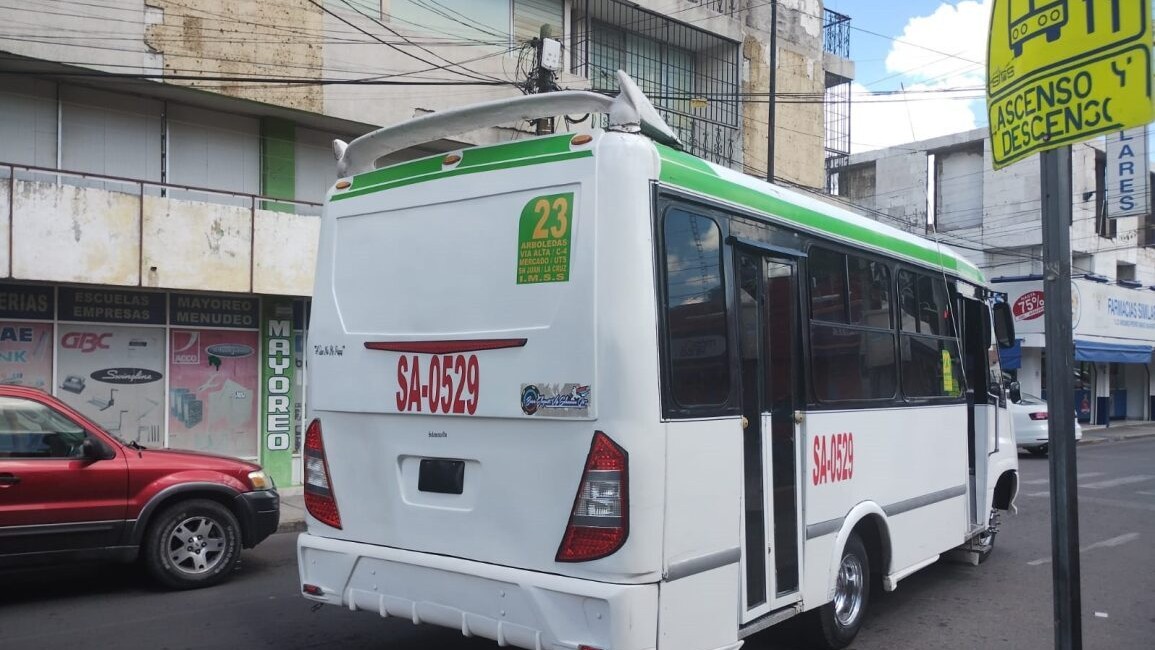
531 25 563 135
765 0 777 182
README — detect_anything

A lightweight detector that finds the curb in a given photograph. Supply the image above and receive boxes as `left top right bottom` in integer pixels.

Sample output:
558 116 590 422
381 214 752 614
277 520 307 534
1077 430 1155 445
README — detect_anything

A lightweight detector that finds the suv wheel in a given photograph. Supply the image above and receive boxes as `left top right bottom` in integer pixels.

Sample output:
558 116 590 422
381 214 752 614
144 499 241 589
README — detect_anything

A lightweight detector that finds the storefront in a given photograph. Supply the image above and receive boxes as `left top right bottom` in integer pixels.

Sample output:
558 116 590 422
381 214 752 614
0 282 308 486
995 277 1155 424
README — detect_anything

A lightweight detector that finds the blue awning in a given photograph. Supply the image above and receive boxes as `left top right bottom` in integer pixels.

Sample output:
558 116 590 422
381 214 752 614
1073 339 1154 364
998 339 1022 370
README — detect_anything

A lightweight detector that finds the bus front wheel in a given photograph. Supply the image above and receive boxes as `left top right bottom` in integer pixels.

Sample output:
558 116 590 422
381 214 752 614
808 533 870 649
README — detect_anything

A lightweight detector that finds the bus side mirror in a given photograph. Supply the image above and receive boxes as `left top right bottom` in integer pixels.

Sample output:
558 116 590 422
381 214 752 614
992 302 1015 349
1005 380 1021 404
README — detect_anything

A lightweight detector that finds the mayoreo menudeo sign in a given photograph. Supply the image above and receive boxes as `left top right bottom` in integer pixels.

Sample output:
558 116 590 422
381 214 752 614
987 0 1154 169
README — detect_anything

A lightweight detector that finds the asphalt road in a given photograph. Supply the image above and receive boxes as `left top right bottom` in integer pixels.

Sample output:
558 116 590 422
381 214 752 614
1 438 1152 650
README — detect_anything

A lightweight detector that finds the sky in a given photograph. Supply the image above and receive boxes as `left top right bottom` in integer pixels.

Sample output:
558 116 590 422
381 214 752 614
825 0 994 154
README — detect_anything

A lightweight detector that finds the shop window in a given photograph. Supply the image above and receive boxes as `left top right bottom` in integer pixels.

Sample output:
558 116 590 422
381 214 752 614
56 323 167 446
0 321 53 391
662 209 729 409
166 294 261 458
168 329 260 459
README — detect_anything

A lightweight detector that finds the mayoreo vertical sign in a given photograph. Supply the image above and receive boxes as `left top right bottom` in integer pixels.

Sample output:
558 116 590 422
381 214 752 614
987 0 1154 168
261 298 295 487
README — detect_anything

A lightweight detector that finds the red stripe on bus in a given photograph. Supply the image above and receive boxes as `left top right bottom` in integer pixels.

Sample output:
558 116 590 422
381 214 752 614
363 339 528 354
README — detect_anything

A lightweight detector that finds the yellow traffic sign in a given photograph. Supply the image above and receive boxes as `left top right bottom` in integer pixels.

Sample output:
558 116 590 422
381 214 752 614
987 0 1153 168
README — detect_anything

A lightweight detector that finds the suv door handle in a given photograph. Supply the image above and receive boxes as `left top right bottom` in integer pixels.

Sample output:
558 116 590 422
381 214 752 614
0 473 20 486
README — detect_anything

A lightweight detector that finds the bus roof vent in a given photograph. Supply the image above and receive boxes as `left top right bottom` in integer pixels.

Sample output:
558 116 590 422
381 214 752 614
333 71 682 177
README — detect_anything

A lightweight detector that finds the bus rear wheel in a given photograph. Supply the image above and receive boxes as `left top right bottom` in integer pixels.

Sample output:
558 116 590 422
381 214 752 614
807 533 870 649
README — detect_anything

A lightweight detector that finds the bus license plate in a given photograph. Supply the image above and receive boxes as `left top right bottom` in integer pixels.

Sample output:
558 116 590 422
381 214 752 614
418 458 465 494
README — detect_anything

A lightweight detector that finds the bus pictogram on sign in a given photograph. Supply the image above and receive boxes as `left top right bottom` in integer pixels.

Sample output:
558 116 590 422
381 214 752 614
1009 0 1069 57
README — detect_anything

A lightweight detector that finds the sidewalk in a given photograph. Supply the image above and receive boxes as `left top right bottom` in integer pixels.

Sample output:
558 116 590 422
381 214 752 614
1079 419 1155 444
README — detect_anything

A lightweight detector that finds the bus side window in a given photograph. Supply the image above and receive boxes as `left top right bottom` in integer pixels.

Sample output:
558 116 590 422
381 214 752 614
662 209 730 410
808 247 897 403
897 270 965 400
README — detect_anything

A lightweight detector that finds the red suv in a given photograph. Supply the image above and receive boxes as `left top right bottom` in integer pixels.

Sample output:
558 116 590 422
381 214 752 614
0 386 279 589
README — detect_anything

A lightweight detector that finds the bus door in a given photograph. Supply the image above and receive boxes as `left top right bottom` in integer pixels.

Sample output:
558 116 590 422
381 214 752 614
960 294 996 528
735 244 802 621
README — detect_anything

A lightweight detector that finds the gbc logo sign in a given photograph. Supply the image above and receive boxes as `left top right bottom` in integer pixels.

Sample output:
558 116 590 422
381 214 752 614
61 332 112 353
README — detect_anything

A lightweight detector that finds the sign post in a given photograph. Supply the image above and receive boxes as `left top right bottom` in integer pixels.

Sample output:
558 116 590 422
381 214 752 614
987 2 1153 649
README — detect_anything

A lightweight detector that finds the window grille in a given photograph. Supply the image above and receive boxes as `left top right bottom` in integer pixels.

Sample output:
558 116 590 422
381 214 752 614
571 0 740 168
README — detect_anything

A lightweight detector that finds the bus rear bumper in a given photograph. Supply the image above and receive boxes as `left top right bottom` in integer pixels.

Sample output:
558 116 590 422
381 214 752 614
298 533 658 650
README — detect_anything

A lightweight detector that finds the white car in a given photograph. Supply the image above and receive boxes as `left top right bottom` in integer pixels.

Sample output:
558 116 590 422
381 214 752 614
1010 392 1083 456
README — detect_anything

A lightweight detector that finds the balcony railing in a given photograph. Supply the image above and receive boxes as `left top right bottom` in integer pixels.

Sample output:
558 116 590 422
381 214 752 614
823 8 851 58
1 161 322 296
0 163 322 217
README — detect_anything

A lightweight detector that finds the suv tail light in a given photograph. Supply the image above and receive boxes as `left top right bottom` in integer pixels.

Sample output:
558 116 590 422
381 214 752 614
304 418 342 529
1029 412 1049 421
556 431 628 562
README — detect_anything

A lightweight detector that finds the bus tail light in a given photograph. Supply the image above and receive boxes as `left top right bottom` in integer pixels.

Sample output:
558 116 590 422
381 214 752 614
556 431 628 562
304 418 342 529
1029 412 1049 421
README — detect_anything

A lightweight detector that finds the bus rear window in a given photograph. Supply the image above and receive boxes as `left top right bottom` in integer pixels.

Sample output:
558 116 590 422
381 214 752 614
663 209 730 409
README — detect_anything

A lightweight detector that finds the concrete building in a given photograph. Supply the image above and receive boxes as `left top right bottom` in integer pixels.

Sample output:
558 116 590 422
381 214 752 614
835 127 1155 424
0 0 855 485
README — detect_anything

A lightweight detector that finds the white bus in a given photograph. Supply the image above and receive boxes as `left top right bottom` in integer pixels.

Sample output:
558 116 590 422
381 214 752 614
298 73 1020 650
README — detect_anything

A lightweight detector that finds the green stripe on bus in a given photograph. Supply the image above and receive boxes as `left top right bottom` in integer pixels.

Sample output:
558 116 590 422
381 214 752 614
457 133 576 168
655 145 985 284
332 150 592 201
345 133 580 192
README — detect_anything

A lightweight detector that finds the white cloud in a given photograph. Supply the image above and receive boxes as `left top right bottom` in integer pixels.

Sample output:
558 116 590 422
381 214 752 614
850 0 992 153
850 83 981 153
884 0 990 88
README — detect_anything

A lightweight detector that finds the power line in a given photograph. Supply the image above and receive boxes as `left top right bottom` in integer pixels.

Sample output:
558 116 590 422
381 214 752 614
305 0 503 84
0 68 515 85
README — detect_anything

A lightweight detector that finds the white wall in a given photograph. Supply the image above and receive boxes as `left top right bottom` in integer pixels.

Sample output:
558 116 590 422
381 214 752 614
295 127 340 205
8 178 317 296
846 128 1155 288
11 179 142 285
60 86 162 182
167 104 261 196
141 195 253 292
0 78 57 168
